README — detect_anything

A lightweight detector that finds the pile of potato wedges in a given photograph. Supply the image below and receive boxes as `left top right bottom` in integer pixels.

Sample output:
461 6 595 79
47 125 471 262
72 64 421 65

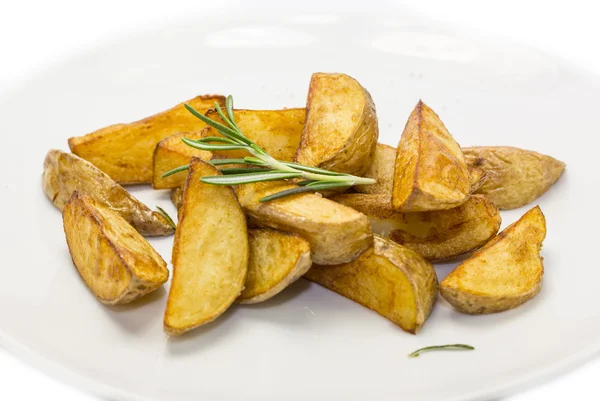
43 72 565 336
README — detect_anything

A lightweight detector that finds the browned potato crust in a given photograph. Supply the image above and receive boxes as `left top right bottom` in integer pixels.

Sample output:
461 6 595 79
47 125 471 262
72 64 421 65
305 235 438 334
332 193 501 261
356 143 488 196
235 181 372 265
294 73 378 175
63 191 169 305
203 108 305 161
440 206 546 314
468 167 487 192
464 147 565 210
164 158 248 336
68 95 225 184
392 101 470 212
238 228 312 304
152 130 212 189
354 143 396 194
43 150 173 236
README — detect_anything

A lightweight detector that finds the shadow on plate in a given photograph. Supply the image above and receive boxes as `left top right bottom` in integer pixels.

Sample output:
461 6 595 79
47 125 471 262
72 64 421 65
238 278 312 310
99 287 167 335
165 307 241 356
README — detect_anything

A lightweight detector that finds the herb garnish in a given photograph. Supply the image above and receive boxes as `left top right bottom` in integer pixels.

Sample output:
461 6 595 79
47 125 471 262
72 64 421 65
156 206 176 230
408 344 475 358
162 95 375 202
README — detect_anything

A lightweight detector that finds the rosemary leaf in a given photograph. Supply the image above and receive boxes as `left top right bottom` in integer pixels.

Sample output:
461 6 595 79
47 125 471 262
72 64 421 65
184 104 250 145
243 157 269 166
408 344 475 358
161 164 190 178
201 171 302 185
259 181 352 202
182 137 247 151
156 206 176 230
219 167 270 174
297 180 318 186
281 161 346 176
215 104 234 127
225 95 239 130
209 158 249 166
196 136 239 144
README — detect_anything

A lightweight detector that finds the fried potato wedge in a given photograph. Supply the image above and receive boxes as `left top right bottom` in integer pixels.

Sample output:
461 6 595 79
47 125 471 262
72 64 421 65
63 191 169 305
440 206 546 314
356 143 487 196
43 150 173 236
152 131 212 189
294 73 378 175
464 147 565 210
305 235 438 334
238 228 312 304
164 158 248 336
354 143 396 195
332 193 501 261
203 108 305 161
69 95 225 184
235 181 372 265
392 101 471 212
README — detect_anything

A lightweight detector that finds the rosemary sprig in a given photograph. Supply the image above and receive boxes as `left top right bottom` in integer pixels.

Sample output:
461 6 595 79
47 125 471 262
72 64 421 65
162 95 375 202
156 206 176 230
408 344 475 358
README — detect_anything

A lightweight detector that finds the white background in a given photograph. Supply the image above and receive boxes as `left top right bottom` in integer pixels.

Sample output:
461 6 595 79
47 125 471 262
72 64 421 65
0 0 597 400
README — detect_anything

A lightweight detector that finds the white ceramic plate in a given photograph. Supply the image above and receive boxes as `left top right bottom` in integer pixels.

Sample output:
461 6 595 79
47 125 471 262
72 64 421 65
1 6 599 401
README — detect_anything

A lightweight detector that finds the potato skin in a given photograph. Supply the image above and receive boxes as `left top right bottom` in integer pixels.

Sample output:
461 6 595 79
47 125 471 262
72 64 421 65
63 191 169 305
440 206 546 314
170 186 184 210
164 158 248 336
68 95 224 184
43 150 173 236
235 181 373 265
464 147 565 210
332 193 501 261
305 235 438 334
392 101 471 212
203 108 305 161
295 73 378 175
152 130 212 189
238 228 312 304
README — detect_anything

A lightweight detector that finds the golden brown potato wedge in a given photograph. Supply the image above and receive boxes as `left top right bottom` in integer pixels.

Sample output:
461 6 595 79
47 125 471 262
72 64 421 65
305 235 438 334
63 191 169 305
238 228 312 304
43 150 173 236
356 143 487 196
354 143 396 195
332 193 501 261
203 108 305 161
152 131 212 189
294 73 378 175
392 101 470 212
235 181 372 265
440 206 546 314
164 158 248 336
464 147 565 210
69 95 225 184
